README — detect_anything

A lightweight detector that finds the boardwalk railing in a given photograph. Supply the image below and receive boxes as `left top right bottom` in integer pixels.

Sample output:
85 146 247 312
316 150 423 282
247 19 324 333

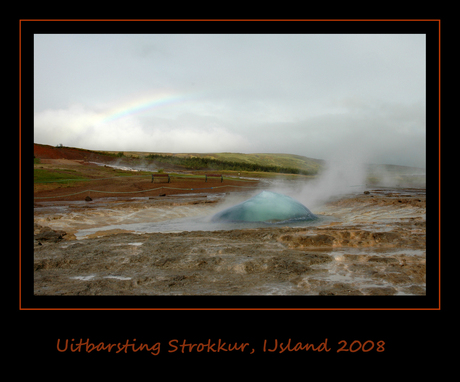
205 174 223 183
151 174 170 183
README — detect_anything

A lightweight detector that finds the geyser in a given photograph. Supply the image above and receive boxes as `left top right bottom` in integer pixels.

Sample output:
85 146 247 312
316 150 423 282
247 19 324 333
211 191 317 223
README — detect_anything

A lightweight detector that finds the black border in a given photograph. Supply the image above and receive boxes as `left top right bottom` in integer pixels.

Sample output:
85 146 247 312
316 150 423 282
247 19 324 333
21 19 440 310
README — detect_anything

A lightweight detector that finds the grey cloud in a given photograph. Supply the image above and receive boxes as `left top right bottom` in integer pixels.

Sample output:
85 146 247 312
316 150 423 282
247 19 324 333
33 33 426 168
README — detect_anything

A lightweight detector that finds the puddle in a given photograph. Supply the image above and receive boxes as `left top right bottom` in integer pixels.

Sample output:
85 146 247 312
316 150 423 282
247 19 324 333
69 275 132 281
73 214 332 239
70 275 96 281
103 275 132 281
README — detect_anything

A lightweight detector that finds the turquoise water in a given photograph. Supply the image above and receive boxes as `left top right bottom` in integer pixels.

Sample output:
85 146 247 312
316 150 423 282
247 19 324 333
211 191 317 223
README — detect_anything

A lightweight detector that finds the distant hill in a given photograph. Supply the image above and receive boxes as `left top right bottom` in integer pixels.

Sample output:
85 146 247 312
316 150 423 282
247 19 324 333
177 152 323 174
34 143 425 181
200 152 324 172
114 151 325 175
366 163 426 175
34 143 112 162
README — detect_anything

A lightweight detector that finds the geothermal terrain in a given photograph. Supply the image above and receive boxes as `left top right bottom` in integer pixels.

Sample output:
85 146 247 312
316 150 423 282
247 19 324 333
32 144 426 297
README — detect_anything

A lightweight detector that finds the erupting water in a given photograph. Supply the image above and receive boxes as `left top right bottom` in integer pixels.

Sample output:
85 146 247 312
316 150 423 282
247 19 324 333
211 191 317 223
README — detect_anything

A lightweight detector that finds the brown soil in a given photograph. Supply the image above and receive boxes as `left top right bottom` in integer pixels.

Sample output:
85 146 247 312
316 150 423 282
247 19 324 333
34 175 257 201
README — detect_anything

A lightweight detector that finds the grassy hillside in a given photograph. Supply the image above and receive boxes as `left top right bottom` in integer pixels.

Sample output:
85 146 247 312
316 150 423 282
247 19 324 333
112 151 324 175
34 144 425 186
200 153 323 172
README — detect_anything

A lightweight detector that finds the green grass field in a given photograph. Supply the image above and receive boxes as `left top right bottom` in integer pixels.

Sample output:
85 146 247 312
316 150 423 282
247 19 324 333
34 168 89 184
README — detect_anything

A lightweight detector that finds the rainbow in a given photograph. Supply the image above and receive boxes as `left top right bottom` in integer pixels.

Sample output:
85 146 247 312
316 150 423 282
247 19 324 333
98 90 195 124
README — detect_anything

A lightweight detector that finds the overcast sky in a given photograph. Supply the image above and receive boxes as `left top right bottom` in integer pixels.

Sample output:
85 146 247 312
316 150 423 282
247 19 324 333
34 33 426 168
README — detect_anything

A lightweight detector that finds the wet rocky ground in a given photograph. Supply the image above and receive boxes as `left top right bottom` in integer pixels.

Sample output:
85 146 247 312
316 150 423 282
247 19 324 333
33 187 426 296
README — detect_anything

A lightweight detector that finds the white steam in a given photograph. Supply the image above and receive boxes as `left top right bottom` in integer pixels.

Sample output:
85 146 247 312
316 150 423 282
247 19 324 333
297 158 367 208
265 149 370 210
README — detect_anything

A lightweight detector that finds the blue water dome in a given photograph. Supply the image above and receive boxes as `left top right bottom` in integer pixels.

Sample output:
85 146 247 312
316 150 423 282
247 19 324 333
211 191 317 223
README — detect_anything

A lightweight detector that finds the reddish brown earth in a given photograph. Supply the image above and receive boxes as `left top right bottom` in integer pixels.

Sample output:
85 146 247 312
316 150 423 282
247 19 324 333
34 143 113 162
34 175 258 201
33 144 261 201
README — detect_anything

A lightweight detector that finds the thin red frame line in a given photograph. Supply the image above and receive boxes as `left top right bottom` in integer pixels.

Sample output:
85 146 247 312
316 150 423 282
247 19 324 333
18 19 442 22
438 21 441 308
19 20 22 311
